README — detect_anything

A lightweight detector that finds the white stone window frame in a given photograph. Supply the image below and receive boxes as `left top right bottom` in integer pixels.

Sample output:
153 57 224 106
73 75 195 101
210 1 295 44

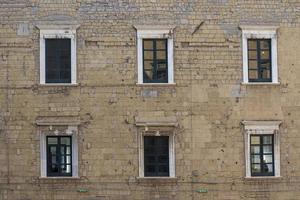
39 125 79 178
137 126 176 178
136 27 174 85
242 120 281 178
39 29 77 85
241 26 279 84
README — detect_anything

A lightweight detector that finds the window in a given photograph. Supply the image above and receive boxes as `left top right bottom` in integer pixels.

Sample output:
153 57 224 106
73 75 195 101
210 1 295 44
250 135 274 176
47 136 72 177
143 39 168 83
138 129 175 178
242 120 281 177
39 29 77 84
45 39 71 83
136 27 174 84
144 136 169 177
39 125 79 178
241 26 279 84
247 39 272 82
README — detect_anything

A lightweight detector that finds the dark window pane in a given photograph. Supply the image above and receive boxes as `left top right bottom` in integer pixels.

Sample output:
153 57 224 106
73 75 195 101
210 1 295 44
45 39 71 83
144 136 169 177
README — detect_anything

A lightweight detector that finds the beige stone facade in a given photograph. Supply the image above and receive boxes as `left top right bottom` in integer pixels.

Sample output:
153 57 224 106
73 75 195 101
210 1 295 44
0 1 300 200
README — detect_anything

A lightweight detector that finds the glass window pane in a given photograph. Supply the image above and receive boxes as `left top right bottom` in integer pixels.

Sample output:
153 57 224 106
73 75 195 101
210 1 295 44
251 136 260 145
156 40 167 49
260 40 270 49
249 60 258 69
157 51 166 60
144 61 154 81
263 145 272 154
146 165 155 173
143 40 153 49
262 69 271 79
66 146 71 154
156 63 167 80
266 164 273 173
66 165 71 173
48 138 58 144
263 155 273 163
251 155 260 163
61 137 70 145
51 165 59 172
248 51 257 59
248 40 257 49
158 165 169 173
263 136 273 144
144 51 153 60
61 156 65 164
260 61 271 69
251 146 260 154
262 163 272 173
248 70 258 80
145 156 155 163
251 164 261 173
66 155 71 164
260 50 270 59
50 146 57 154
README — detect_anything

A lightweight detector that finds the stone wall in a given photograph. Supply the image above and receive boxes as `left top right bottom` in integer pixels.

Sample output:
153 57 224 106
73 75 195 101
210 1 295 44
1 1 300 200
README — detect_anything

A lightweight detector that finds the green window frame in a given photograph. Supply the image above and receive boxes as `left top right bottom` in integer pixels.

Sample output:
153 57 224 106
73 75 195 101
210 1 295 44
250 135 274 176
247 39 272 82
142 39 168 83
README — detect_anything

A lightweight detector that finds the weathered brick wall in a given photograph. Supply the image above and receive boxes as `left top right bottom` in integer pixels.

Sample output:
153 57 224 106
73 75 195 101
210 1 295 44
1 0 300 200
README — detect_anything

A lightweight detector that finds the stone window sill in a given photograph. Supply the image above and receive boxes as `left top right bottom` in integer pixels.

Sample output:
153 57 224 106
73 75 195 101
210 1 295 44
244 176 282 182
136 177 178 183
136 83 176 87
39 83 79 87
39 176 81 180
241 82 280 86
